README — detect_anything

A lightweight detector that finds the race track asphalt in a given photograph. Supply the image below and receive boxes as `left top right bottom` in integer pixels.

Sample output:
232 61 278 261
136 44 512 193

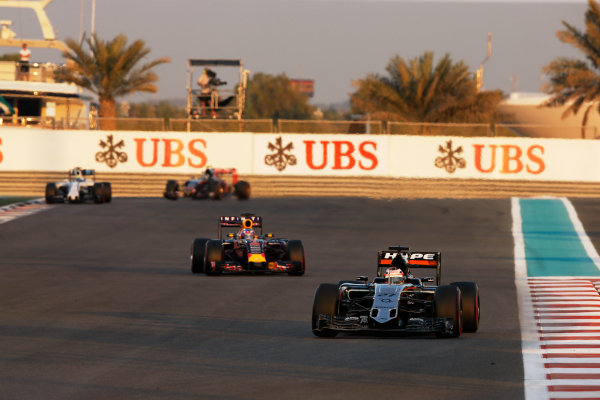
0 197 526 399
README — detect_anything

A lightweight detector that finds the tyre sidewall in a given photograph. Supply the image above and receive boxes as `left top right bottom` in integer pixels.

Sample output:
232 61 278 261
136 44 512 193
434 285 462 338
287 240 305 275
191 238 209 274
312 283 339 337
205 240 224 275
450 281 479 333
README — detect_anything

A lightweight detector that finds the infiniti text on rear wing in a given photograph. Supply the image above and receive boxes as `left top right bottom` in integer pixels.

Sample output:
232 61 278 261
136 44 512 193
218 215 263 238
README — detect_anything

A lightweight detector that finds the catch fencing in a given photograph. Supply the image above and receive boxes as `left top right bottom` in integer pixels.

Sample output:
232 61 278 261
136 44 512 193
20 117 598 138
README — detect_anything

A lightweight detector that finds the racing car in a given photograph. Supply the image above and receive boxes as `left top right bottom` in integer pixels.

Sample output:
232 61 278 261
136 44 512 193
164 168 250 200
312 246 479 338
45 167 112 204
190 213 305 275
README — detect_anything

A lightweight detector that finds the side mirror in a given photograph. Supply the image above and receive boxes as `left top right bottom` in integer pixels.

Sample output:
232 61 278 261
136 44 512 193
355 276 368 282
266 233 274 238
227 233 234 238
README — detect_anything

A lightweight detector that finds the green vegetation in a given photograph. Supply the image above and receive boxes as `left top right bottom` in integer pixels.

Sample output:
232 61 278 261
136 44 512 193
0 53 19 61
54 33 170 130
0 197 36 207
246 72 314 119
541 0 600 138
127 101 187 119
350 52 503 124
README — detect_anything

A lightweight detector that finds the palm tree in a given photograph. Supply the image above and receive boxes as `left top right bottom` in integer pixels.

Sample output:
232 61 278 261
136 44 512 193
54 33 170 130
541 0 600 139
350 52 503 125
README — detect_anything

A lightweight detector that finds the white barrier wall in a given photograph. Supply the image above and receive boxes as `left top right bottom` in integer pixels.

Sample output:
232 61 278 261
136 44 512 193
0 130 252 174
0 128 599 182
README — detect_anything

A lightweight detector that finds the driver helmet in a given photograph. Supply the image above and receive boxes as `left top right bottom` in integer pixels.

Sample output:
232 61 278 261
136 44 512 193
238 228 255 238
238 218 255 238
385 268 405 284
72 168 83 180
202 168 215 181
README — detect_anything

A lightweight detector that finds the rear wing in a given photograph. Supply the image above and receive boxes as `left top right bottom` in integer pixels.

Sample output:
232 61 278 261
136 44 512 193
218 214 262 238
214 168 238 184
376 247 441 285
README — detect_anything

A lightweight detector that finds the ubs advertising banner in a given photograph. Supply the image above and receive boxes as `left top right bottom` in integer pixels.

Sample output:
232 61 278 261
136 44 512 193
389 135 598 182
252 134 389 176
1 128 599 182
0 130 253 174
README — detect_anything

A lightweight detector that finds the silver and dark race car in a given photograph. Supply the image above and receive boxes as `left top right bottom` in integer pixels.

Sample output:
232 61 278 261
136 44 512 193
312 246 479 338
45 167 112 204
164 168 250 200
190 213 305 276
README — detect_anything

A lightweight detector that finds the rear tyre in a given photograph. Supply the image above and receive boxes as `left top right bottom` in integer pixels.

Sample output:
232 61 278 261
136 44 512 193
234 181 251 200
204 240 223 276
451 281 479 333
312 283 339 337
164 180 179 200
93 183 105 204
287 240 305 276
45 183 56 204
191 238 209 274
434 285 462 338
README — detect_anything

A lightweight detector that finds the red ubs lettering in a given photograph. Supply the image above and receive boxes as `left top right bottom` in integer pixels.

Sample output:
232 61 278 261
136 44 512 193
473 144 545 175
303 140 378 170
134 138 207 168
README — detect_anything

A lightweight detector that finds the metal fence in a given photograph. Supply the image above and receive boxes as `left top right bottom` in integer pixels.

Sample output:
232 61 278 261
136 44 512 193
277 119 384 134
387 122 495 137
0 116 90 130
169 118 273 133
8 116 599 138
92 117 165 131
496 124 598 139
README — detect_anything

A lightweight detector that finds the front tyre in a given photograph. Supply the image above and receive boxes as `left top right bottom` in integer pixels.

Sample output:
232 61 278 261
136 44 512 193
451 281 479 333
93 183 105 204
287 240 305 276
312 283 339 337
103 182 112 203
191 238 209 274
211 182 225 200
204 240 224 276
45 183 57 204
434 285 462 338
164 180 179 200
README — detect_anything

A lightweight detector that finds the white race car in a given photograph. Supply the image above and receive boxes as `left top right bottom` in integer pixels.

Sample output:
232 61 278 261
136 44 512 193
45 168 112 204
312 246 480 338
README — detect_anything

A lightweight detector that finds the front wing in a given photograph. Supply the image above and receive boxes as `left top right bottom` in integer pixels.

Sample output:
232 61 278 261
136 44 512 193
206 259 303 274
314 314 454 335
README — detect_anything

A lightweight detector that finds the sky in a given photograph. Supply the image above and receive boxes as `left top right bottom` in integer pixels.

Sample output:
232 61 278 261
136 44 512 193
0 0 589 106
